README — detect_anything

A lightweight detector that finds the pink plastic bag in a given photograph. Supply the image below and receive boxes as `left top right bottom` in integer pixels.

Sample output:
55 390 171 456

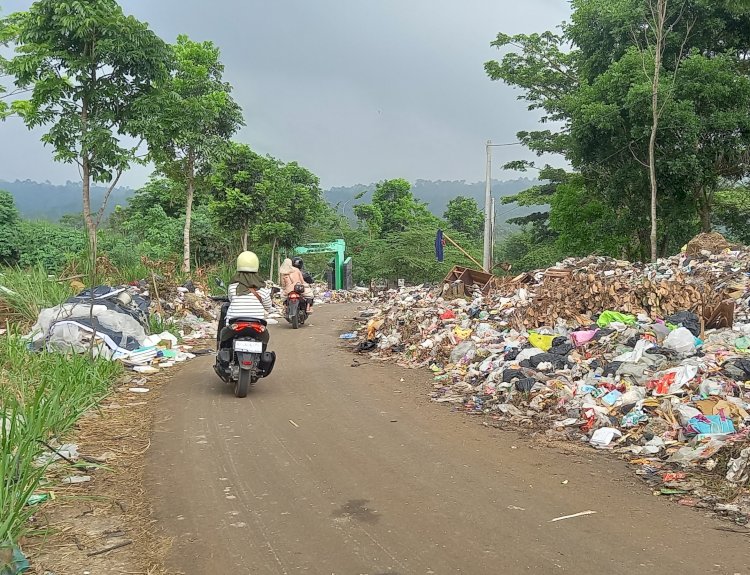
571 329 599 347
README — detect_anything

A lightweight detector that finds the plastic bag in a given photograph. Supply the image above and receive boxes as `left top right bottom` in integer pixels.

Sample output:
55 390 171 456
614 339 654 363
450 340 477 364
528 332 556 351
665 311 701 337
597 311 636 328
664 327 696 354
571 329 598 346
686 414 735 436
726 447 750 485
590 427 622 448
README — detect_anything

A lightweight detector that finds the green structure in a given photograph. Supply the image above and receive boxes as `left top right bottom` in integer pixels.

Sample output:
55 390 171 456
293 240 351 290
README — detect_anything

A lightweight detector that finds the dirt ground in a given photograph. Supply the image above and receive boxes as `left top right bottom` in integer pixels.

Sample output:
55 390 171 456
23 345 212 575
142 304 750 575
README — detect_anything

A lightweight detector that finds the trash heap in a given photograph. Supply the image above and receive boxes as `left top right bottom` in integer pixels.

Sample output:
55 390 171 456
27 281 217 374
134 278 219 340
353 238 750 519
313 285 372 304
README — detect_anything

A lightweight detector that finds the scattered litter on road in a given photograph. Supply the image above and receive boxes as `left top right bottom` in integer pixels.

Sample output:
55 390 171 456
550 510 597 522
289 420 300 428
128 387 150 393
25 493 54 506
0 545 30 575
61 475 92 485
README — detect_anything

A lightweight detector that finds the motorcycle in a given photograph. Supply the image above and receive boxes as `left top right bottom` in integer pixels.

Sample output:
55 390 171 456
284 283 308 329
211 280 276 398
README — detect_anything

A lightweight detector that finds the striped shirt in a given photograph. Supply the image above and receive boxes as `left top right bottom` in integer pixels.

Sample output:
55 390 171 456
226 283 273 322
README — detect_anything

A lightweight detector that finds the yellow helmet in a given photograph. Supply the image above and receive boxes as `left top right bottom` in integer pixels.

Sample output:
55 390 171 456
236 251 259 273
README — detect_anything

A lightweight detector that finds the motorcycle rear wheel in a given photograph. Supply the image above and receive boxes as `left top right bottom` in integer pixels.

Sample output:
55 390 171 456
235 369 251 398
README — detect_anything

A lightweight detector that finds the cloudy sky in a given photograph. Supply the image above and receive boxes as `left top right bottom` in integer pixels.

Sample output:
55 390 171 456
0 0 571 189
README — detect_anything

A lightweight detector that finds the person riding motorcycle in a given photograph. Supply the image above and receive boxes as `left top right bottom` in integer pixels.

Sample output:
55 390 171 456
293 257 314 284
293 257 315 313
279 257 314 313
217 251 274 345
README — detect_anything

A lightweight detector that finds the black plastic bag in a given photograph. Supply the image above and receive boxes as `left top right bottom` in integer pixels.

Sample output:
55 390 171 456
665 311 701 338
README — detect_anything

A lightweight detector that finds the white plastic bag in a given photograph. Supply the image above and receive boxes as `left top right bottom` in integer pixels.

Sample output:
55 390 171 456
664 327 696 354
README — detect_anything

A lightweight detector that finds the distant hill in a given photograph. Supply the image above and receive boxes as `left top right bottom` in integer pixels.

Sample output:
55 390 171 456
0 178 542 233
325 178 540 233
0 179 134 220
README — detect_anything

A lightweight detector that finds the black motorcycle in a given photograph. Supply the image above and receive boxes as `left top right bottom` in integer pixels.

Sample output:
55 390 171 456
284 283 308 329
211 281 276 398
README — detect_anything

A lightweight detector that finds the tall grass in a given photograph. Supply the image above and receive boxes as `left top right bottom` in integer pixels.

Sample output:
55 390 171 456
0 266 74 327
0 334 122 546
148 313 180 340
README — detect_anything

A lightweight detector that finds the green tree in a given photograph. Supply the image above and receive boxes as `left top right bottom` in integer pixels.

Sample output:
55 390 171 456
714 188 750 244
443 196 484 239
4 0 172 254
141 35 244 273
209 143 271 250
0 190 20 264
253 161 324 250
353 179 439 238
486 0 750 261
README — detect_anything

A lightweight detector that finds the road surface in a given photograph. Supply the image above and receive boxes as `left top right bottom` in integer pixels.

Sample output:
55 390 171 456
147 304 749 575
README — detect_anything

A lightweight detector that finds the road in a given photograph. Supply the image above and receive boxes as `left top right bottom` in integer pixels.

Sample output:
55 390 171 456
147 304 750 575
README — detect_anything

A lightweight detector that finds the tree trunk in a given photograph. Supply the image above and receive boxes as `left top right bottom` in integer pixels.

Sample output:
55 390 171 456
269 238 277 284
241 220 248 252
697 188 712 232
648 0 667 263
81 155 97 259
182 151 195 274
658 232 669 258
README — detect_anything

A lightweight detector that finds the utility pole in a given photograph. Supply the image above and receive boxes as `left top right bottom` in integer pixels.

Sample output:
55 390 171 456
483 140 492 272
491 196 496 269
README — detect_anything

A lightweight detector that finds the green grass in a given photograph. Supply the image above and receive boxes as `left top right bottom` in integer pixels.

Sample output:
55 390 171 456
148 312 181 341
0 266 74 327
0 334 122 547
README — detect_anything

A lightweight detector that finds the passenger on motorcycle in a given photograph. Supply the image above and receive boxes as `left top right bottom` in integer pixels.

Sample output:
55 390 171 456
279 257 314 313
218 251 274 344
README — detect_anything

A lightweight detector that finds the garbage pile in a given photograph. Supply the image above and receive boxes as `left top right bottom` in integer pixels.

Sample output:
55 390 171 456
351 240 750 519
27 281 217 374
28 286 151 359
313 285 372 304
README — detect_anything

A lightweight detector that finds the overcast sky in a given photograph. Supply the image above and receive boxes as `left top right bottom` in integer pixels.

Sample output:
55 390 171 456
0 0 571 189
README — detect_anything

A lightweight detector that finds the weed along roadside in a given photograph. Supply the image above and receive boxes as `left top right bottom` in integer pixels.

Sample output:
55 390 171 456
0 334 122 571
0 270 221 574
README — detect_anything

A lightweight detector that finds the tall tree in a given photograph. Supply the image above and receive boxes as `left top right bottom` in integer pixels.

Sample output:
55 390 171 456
487 0 750 261
354 179 438 238
253 161 324 251
443 196 484 239
209 143 271 251
142 35 243 273
646 0 668 262
4 0 171 254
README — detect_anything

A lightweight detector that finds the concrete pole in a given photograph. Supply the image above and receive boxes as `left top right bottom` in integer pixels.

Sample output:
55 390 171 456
483 140 492 272
491 196 496 270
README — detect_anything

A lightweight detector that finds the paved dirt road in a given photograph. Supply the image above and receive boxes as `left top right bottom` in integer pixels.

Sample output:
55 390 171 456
148 304 749 575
